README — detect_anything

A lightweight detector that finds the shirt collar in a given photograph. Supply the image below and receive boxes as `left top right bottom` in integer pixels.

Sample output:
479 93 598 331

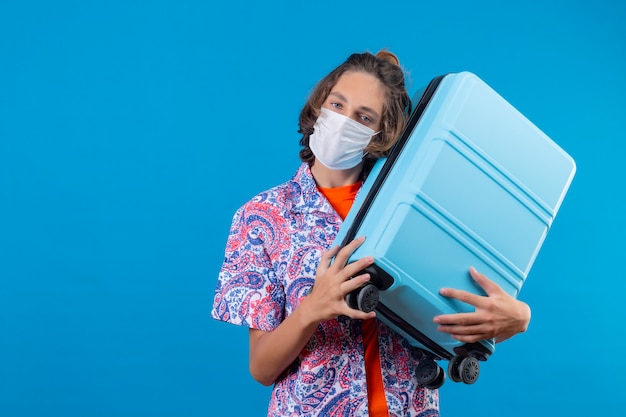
289 163 333 216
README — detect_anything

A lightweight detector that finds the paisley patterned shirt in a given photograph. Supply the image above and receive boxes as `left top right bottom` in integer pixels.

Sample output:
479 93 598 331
211 163 440 417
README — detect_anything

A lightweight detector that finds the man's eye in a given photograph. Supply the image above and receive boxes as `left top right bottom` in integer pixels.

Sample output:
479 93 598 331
360 115 372 123
330 102 342 109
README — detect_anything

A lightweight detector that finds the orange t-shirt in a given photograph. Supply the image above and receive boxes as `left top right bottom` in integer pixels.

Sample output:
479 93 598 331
318 182 389 417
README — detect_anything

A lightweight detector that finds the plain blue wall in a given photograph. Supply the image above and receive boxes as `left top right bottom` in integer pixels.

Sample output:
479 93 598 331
1 1 625 416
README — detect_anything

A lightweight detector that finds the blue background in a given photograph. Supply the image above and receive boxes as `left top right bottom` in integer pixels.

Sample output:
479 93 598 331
1 0 624 416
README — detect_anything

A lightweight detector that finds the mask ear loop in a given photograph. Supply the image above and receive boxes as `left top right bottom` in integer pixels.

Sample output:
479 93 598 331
361 126 389 182
361 130 382 160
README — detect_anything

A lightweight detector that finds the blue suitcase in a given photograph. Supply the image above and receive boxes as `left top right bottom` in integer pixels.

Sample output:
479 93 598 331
334 71 576 387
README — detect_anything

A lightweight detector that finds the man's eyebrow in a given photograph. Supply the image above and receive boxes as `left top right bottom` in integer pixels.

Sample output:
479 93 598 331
359 106 380 120
329 92 347 101
328 92 380 119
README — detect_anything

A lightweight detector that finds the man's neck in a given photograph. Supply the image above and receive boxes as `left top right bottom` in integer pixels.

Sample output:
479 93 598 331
310 161 363 188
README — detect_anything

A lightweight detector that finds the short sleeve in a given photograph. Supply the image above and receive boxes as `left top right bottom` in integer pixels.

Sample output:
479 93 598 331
211 201 286 331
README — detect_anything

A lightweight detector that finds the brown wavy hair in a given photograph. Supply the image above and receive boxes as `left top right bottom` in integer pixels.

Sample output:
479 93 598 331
298 49 411 178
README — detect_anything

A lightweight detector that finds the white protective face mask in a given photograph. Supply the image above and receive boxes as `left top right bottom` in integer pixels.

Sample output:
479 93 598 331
309 107 378 170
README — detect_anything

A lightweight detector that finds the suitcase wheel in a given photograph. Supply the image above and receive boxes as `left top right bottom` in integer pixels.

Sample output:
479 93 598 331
448 355 480 385
346 283 379 313
416 358 446 389
447 355 464 383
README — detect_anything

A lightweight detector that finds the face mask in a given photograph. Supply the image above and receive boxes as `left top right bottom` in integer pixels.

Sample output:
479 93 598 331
309 108 377 170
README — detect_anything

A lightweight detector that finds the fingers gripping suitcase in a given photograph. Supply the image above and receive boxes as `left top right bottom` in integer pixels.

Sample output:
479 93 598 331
333 72 576 388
